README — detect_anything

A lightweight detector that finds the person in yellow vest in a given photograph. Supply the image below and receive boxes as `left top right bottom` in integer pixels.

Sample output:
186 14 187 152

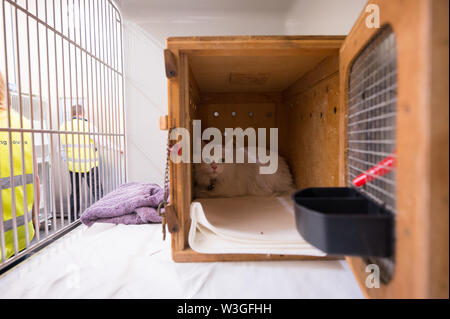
60 104 103 220
0 71 40 261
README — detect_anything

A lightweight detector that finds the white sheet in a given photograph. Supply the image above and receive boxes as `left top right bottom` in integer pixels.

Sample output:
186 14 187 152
189 196 326 256
0 223 364 298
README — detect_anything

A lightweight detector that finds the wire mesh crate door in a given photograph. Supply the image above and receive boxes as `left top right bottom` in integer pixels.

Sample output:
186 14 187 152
347 26 397 282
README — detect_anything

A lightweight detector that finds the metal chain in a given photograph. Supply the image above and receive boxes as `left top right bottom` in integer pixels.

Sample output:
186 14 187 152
163 128 172 203
158 127 172 240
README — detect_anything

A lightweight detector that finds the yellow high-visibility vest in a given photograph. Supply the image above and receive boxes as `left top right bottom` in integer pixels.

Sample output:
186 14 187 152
0 109 35 261
60 118 99 173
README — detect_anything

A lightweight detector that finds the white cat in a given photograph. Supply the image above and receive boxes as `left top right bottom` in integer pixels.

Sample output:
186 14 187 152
194 147 295 198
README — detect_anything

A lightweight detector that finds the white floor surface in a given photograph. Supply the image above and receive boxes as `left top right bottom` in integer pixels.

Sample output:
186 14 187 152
0 223 364 298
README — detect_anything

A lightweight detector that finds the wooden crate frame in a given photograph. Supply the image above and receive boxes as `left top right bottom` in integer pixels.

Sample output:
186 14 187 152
166 36 345 262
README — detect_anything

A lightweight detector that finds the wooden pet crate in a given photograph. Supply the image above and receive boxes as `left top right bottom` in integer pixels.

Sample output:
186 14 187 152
161 0 448 299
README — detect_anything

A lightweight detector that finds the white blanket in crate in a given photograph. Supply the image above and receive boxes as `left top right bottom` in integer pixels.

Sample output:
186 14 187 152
189 195 326 256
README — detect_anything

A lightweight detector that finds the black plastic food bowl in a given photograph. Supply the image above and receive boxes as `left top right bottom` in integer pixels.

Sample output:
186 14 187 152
292 187 394 257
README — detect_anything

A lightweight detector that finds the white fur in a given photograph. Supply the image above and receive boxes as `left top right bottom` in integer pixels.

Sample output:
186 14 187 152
194 147 295 198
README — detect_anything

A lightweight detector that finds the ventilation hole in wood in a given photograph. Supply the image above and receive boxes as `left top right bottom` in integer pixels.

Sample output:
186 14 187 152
249 112 254 118
320 112 323 119
333 107 337 114
231 111 236 117
309 113 312 118
213 111 219 117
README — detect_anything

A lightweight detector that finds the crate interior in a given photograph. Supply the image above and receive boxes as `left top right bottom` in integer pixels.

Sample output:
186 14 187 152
187 51 342 195
176 48 345 255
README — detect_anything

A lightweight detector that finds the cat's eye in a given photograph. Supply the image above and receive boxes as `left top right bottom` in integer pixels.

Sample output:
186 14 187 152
218 158 225 163
204 158 211 163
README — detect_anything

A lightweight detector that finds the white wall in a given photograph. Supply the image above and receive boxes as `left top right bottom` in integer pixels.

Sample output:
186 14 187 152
122 23 168 185
119 0 368 185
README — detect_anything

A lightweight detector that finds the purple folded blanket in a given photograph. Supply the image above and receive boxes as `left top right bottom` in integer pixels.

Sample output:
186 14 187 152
81 182 164 227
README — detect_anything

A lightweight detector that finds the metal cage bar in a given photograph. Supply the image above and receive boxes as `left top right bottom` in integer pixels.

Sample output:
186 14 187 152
0 0 125 271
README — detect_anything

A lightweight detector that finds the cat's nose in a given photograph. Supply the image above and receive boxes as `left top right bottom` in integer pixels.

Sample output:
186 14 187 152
211 164 217 170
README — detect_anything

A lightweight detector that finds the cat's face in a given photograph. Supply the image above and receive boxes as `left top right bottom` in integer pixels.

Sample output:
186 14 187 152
195 156 226 181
